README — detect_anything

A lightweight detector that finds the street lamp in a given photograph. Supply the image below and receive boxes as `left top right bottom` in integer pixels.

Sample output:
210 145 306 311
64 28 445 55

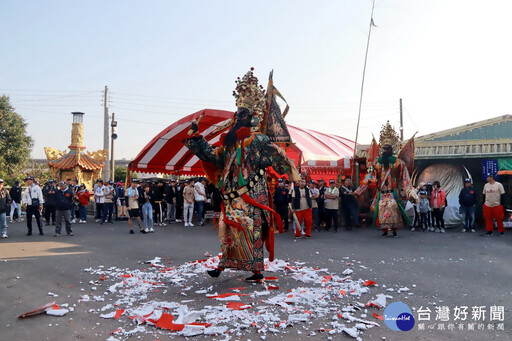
110 113 117 181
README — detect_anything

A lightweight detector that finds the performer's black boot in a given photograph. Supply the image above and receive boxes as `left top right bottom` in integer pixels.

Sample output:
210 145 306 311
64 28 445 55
245 273 264 282
381 230 388 237
207 268 222 278
392 231 398 238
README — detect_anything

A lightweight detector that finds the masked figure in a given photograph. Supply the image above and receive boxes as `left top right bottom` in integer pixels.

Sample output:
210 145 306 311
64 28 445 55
356 121 417 237
184 69 299 281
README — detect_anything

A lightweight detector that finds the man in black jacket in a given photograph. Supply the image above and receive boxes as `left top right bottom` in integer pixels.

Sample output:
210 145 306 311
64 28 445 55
153 180 167 226
43 180 57 225
459 178 478 233
273 178 289 231
9 180 22 222
339 177 360 230
54 181 74 236
0 179 12 238
164 179 177 223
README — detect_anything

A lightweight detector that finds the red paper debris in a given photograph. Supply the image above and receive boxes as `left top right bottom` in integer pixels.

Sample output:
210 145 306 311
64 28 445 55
304 310 313 314
113 309 125 319
322 275 332 283
226 302 251 310
155 313 185 331
366 303 382 309
51 304 60 310
228 287 246 290
264 276 278 281
339 290 347 296
373 312 384 320
188 322 212 327
363 280 377 286
110 328 122 335
120 274 132 278
268 285 280 290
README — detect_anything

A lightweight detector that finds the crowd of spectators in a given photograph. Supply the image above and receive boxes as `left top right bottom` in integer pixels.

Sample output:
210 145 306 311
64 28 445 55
0 173 506 239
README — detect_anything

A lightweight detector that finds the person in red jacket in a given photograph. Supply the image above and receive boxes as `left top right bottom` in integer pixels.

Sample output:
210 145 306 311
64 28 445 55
430 181 446 233
76 184 91 223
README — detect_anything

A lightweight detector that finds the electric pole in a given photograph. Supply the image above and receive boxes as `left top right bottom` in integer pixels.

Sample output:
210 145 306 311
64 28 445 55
399 98 404 141
103 85 110 180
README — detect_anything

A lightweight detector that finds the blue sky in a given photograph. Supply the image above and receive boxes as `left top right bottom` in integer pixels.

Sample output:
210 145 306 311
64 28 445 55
1 0 512 159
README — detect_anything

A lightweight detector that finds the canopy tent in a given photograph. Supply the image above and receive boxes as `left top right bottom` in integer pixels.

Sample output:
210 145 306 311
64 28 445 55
128 109 355 177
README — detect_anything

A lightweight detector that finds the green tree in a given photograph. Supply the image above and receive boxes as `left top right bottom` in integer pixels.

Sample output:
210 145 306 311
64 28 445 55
0 96 33 183
114 166 138 182
114 166 127 182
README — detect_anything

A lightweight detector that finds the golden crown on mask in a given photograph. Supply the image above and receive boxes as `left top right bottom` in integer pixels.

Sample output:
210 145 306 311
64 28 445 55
379 121 401 153
233 67 265 115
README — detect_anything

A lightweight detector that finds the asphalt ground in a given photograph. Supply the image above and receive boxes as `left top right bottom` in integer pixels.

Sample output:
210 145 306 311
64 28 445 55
0 218 511 341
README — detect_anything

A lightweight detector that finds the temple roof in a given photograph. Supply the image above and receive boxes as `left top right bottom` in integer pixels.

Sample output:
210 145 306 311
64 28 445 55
48 150 105 170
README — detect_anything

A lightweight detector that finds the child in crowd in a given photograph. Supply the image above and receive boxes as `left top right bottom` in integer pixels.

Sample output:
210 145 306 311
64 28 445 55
416 190 431 232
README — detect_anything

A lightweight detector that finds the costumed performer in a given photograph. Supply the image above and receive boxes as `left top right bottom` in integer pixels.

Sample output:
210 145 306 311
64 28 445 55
355 121 417 237
183 68 300 282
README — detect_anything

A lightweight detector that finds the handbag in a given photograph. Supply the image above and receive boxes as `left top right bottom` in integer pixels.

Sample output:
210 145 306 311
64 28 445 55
29 189 40 207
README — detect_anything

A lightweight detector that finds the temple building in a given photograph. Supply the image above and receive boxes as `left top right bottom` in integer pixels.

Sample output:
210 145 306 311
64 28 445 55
44 112 107 190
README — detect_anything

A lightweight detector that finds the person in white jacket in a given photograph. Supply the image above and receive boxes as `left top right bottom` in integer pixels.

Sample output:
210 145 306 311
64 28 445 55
94 180 105 223
22 176 45 236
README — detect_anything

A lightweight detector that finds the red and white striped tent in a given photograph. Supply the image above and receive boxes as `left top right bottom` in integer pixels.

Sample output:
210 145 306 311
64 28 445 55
128 109 355 178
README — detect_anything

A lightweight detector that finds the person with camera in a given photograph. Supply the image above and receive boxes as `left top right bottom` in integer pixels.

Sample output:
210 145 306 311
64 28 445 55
22 176 45 236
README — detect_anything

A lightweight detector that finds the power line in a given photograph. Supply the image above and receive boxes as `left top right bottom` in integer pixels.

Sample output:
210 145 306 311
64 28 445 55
0 88 100 93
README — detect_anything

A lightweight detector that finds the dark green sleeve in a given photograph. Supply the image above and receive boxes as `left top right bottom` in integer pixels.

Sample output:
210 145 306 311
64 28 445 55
183 136 224 169
252 134 292 175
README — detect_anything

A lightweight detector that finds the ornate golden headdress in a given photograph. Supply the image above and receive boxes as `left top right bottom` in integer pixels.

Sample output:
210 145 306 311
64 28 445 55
233 67 265 115
379 121 401 153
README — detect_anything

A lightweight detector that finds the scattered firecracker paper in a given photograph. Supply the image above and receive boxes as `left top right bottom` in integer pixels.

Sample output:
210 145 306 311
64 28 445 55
79 255 414 340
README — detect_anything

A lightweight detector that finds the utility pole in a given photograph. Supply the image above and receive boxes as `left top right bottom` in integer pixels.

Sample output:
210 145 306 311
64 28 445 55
110 112 117 181
399 98 404 141
103 85 110 180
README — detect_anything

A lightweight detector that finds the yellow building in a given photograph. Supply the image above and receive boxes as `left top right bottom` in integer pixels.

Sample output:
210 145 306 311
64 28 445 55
44 112 107 190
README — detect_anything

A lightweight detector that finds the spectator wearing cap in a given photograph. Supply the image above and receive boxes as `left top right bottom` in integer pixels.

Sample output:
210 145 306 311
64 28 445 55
308 180 320 231
164 179 177 223
194 178 207 226
9 180 23 223
317 179 327 228
76 184 90 223
22 176 45 236
339 177 360 230
430 181 446 233
273 178 290 232
482 173 506 236
290 179 313 238
54 181 74 236
0 179 12 238
416 190 431 232
458 178 478 233
101 181 116 224
42 179 58 226
324 180 340 232
94 179 105 223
